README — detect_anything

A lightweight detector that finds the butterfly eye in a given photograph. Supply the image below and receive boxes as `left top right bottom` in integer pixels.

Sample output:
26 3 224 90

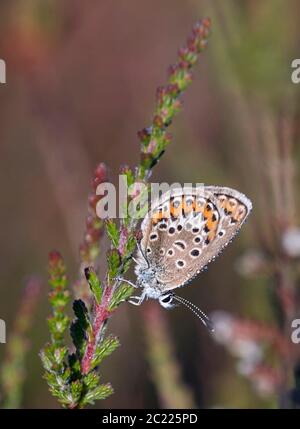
161 294 172 303
159 293 175 308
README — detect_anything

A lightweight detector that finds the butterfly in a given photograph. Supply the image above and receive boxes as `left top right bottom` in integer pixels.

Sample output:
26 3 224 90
120 186 252 330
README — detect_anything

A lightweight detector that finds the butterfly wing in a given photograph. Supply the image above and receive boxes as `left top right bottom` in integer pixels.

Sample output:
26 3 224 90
139 186 252 291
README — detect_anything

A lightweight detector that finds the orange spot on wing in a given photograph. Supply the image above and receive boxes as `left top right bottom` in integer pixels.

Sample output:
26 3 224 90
170 198 183 218
204 203 213 218
152 210 163 224
206 217 214 231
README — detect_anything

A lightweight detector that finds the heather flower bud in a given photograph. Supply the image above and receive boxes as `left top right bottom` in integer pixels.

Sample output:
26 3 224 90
94 162 108 181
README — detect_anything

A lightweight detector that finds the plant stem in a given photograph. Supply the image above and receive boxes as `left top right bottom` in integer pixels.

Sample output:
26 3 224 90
81 285 113 374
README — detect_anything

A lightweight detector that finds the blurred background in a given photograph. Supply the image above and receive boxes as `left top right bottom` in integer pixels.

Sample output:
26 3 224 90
0 0 300 408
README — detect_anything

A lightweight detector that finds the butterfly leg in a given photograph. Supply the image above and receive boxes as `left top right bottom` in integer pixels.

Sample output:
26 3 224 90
115 277 138 288
128 291 146 306
131 257 139 265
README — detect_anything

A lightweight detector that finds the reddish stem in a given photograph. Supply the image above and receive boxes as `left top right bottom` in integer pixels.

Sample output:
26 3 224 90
81 286 113 374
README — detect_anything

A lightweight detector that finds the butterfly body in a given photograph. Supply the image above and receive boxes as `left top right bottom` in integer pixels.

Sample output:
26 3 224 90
126 186 252 326
134 265 163 300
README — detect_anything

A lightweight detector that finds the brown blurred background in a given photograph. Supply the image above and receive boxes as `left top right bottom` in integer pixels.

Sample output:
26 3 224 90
0 0 300 408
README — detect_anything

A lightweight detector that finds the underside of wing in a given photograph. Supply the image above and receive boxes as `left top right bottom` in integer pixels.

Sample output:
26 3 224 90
139 186 252 290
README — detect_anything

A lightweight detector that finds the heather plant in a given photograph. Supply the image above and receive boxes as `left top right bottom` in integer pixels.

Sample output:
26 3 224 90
0 277 41 409
40 18 212 408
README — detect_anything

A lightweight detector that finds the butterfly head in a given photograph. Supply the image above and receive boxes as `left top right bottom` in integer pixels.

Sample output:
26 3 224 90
158 292 176 309
158 291 214 331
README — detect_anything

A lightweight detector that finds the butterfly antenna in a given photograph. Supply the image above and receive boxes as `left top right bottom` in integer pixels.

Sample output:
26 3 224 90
173 295 214 332
136 240 150 268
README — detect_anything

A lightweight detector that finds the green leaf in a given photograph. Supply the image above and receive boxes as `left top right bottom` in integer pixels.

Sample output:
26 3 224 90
43 366 72 405
70 380 83 404
121 166 135 188
125 234 136 256
91 335 120 369
43 250 71 360
48 314 70 339
106 219 120 248
82 383 113 405
49 290 70 309
108 284 133 311
84 267 102 304
68 353 81 378
72 299 89 323
40 349 53 372
53 347 68 366
83 372 101 390
70 300 92 357
107 249 121 281
41 344 70 374
48 251 67 290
